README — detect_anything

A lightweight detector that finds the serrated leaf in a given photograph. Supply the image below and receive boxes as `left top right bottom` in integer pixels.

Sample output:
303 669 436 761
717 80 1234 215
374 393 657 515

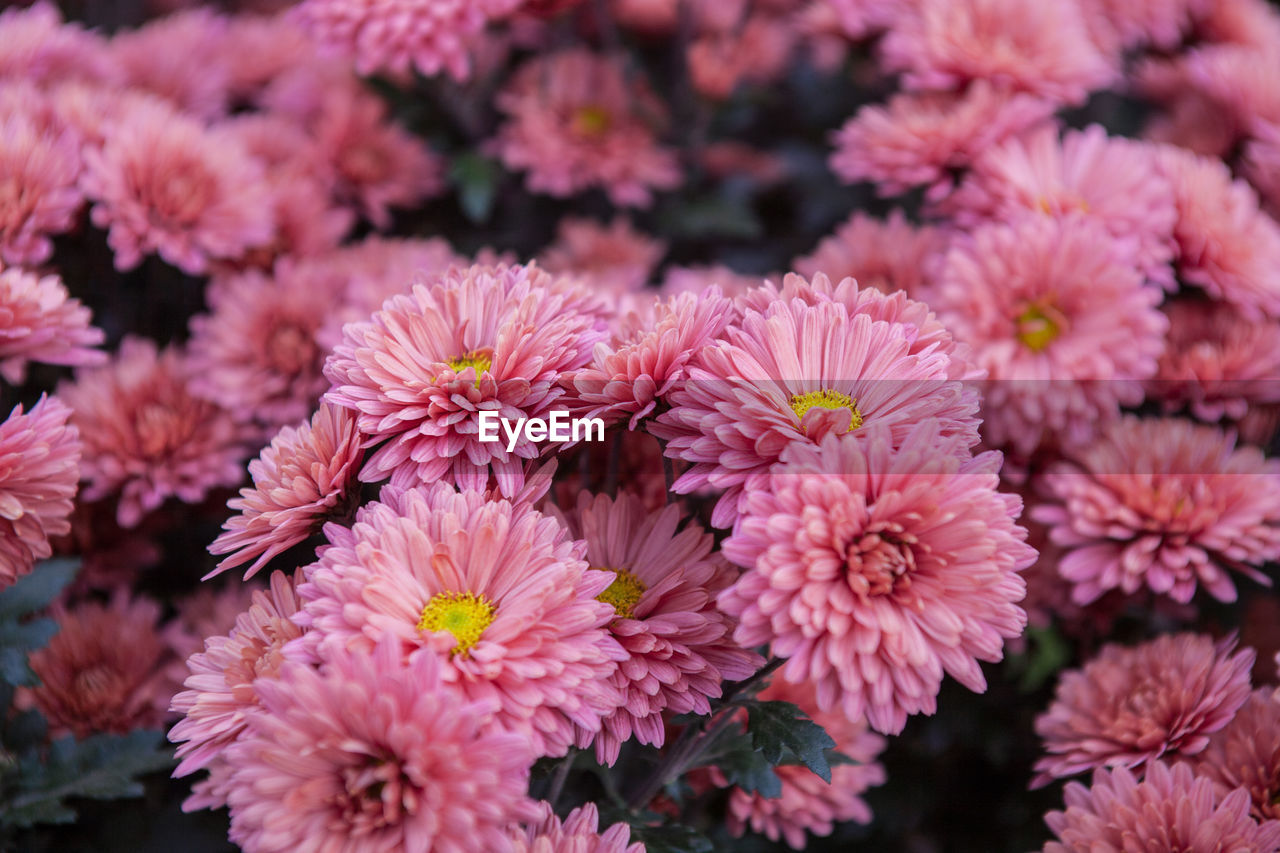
0 559 77 620
712 737 782 799
745 700 836 783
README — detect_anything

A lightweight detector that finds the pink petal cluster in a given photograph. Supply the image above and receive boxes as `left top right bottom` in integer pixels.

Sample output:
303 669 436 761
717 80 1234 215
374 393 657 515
0 2 120 87
1042 761 1280 853
793 210 946 296
511 802 643 853
1079 0 1214 50
0 268 105 384
0 106 83 266
539 216 666 294
293 483 626 758
108 8 233 120
222 637 537 853
1189 687 1280 821
493 50 682 207
720 423 1033 734
1032 416 1280 605
0 395 79 590
1032 633 1254 787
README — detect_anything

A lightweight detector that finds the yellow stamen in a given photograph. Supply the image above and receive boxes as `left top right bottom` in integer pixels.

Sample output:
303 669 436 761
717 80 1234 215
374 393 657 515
417 591 496 657
572 105 612 137
596 569 647 620
447 350 492 375
789 389 863 432
1015 304 1061 352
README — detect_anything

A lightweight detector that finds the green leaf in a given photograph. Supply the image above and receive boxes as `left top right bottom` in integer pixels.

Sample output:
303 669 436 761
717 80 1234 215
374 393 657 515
448 153 501 223
0 559 78 620
711 736 782 799
744 700 836 783
1013 624 1071 693
625 822 715 853
0 618 58 687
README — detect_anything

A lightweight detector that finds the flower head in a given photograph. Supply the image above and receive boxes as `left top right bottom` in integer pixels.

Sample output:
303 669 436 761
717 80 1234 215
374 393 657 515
794 210 946 296
0 268 104 384
1190 688 1280 821
0 106 83 266
512 802 643 852
539 216 665 294
0 2 119 87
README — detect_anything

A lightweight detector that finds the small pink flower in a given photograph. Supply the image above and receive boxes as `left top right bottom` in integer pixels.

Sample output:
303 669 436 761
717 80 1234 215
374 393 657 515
794 210 946 296
539 216 666 294
0 1 120 87
0 106 83 266
512 802 643 852
1190 687 1280 821
1077 0 1214 50
687 13 797 100
0 268 105 384
109 8 233 120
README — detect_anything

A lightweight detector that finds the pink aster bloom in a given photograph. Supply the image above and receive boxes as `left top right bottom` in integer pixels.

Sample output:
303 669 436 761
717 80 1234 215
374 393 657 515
1190 688 1280 821
941 125 1178 288
1077 0 1214 50
1156 144 1280 320
169 570 306 780
0 2 120 87
324 262 605 495
58 337 246 528
793 210 946 296
0 107 83 266
0 395 79 591
80 96 275 275
1031 416 1280 605
207 403 363 580
539 216 666 294
1043 761 1280 853
652 295 981 528
720 422 1034 735
109 8 233 120
512 802 643 852
493 50 682 207
0 268 105 384
723 678 887 849
555 491 761 764
927 214 1167 456
1032 633 1253 787
22 590 172 739
223 637 536 853
830 81 1057 198
293 484 625 758
879 0 1117 104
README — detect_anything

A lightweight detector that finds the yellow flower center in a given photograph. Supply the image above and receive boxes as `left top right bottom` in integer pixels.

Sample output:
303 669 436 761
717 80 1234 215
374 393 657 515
596 569 647 619
572 105 613 138
789 389 863 432
1015 304 1062 352
417 591 495 657
447 350 492 375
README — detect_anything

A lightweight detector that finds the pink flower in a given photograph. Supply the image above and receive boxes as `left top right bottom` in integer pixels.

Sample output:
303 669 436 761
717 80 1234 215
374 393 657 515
941 125 1178 288
324 262 605 496
539 216 666 294
109 8 233 120
0 268 105 384
493 50 682 207
794 210 946 296
720 423 1033 734
653 293 981 528
0 106 82 266
1032 416 1280 605
512 802 643 852
222 637 536 853
927 214 1167 455
58 337 246 528
660 264 762 301
207 403 363 580
1190 688 1280 821
1042 761 1280 853
169 570 306 781
81 96 275 274
555 491 761 764
1032 633 1253 787
830 81 1057 197
879 0 1117 104
22 590 172 738
0 395 79 590
293 484 625 758
0 2 120 87
1077 0 1214 50
687 13 797 100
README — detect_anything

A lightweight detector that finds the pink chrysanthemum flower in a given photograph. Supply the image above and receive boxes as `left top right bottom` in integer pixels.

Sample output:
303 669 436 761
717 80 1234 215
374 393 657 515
1190 688 1280 821
927 214 1166 456
0 2 120 87
207 403 363 580
162 580 261 669
571 287 736 430
1149 299 1280 423
1043 761 1280 853
1032 633 1254 787
0 108 82 266
793 210 946 296
555 491 761 764
660 264 762 300
293 484 625 758
879 0 1116 104
830 81 1057 198
493 50 682 207
942 125 1178 288
539 216 666 294
109 8 233 120
512 802 643 852
0 395 79 590
1033 416 1280 605
214 13 321 104
223 637 537 853
1156 144 1280 320
723 678 887 849
1078 0 1214 50
169 570 306 780
58 337 246 528
720 423 1033 734
652 294 981 528
687 13 797 100
23 590 171 738
81 96 275 274
324 262 605 495
0 268 105 383
187 262 343 439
